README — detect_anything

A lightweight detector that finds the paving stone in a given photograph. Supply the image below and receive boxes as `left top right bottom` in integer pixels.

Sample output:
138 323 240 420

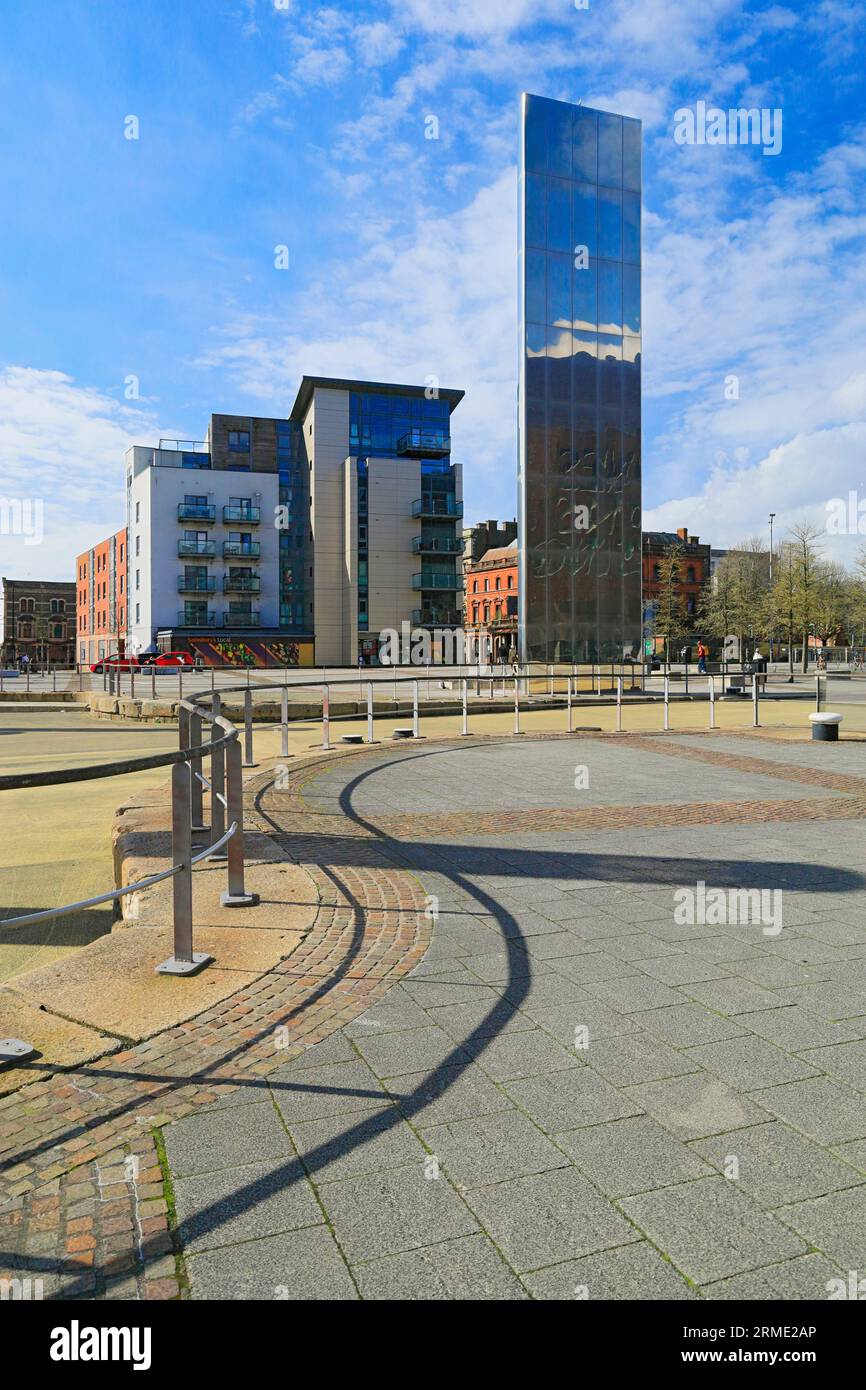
174 1158 322 1253
635 954 730 986
503 974 592 1009
527 998 640 1044
638 1003 748 1049
420 1109 567 1189
344 995 432 1038
797 1039 866 1092
604 934 681 961
522 1240 699 1300
557 1115 711 1197
384 1063 514 1127
585 1032 699 1086
270 1060 388 1126
276 1031 358 1069
624 1074 772 1142
423 997 536 1041
505 1067 643 1133
353 1233 528 1300
833 1138 866 1173
690 1122 863 1207
683 978 787 1016
702 1253 845 1301
288 1106 425 1184
743 1006 866 1052
465 1167 638 1273
319 1164 478 1263
751 1076 866 1145
585 976 686 1013
464 1028 582 1082
684 1036 820 1092
772 981 866 1021
163 1101 290 1178
187 1225 357 1300
549 952 639 985
620 1177 807 1284
351 1025 468 1079
776 1185 866 1269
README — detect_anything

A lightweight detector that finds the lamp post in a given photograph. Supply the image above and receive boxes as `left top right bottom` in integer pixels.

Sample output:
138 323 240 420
768 513 776 664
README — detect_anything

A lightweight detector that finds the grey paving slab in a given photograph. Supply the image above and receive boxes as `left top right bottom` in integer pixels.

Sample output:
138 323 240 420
797 1038 866 1091
683 977 787 1015
424 996 537 1040
690 1121 864 1207
352 1024 468 1078
585 1031 699 1086
773 981 866 1020
464 1027 582 1081
174 1158 322 1253
187 1225 358 1300
344 993 436 1038
465 1167 639 1273
421 1109 568 1188
702 1253 845 1301
717 956 831 990
684 1036 820 1091
319 1163 479 1262
752 1076 866 1144
620 1177 807 1284
521 1240 698 1300
557 1115 712 1198
776 1185 866 1268
585 976 687 1013
633 953 729 986
637 1003 748 1049
276 1030 358 1070
287 1105 425 1184
505 1066 644 1133
528 997 641 1044
833 1138 866 1172
743 1006 866 1052
624 1074 772 1141
353 1233 529 1300
401 974 500 1008
164 1100 290 1178
603 933 681 961
270 1059 389 1126
552 951 643 984
384 1063 515 1127
503 973 593 1009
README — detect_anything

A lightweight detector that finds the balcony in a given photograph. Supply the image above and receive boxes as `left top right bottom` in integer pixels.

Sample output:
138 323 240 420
411 497 463 519
412 534 462 555
223 506 260 524
177 503 216 523
397 429 451 458
177 540 215 558
223 576 261 594
223 610 260 627
411 607 461 627
223 541 261 559
176 609 216 627
412 571 461 591
177 576 216 594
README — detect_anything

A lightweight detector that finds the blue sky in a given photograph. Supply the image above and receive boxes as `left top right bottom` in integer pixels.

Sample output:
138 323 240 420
1 0 866 581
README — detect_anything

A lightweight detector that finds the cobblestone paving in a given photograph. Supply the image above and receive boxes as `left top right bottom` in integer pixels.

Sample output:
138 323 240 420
3 730 866 1300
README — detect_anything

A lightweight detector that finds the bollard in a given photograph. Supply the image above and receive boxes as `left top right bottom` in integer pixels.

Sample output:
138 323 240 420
178 666 183 702
596 665 601 696
102 665 107 693
130 667 135 701
366 682 375 744
815 674 822 713
752 671 760 727
412 680 420 738
514 676 521 735
52 667 56 693
243 688 255 767
156 761 212 975
663 674 670 731
708 675 715 729
79 665 83 693
461 677 469 735
548 664 553 696
281 687 289 758
322 685 331 749
567 675 573 733
211 667 215 699
616 676 623 733
220 738 260 907
189 710 206 832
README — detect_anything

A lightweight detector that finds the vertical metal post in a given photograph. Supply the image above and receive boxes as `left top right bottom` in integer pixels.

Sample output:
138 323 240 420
596 665 601 696
130 667 135 701
567 675 573 733
178 666 183 703
548 664 553 696
102 665 107 692
708 675 715 729
156 762 211 975
663 674 670 731
752 670 760 726
513 676 521 735
366 681 374 743
815 674 822 713
280 687 289 758
79 666 83 693
322 685 330 749
461 678 469 736
189 710 206 831
412 680 419 738
616 676 623 733
210 700 226 852
52 667 56 693
210 667 215 699
220 737 260 907
243 688 255 767
151 664 156 700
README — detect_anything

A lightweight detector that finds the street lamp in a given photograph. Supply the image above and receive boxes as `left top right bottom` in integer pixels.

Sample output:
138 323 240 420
769 513 775 582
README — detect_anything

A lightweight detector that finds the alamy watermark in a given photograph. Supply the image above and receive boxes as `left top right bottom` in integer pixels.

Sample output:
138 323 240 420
673 880 782 936
673 101 782 156
0 497 43 546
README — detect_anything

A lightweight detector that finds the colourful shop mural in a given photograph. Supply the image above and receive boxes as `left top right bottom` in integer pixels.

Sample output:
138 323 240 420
186 637 315 668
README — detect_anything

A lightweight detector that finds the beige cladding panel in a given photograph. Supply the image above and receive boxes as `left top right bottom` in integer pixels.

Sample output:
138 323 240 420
308 389 350 665
367 457 420 635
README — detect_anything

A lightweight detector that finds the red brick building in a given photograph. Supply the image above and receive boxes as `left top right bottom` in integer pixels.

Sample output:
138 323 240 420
465 539 518 661
75 529 128 665
642 526 711 623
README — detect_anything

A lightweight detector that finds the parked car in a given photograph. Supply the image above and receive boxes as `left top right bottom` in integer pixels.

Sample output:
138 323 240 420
141 651 196 668
89 655 141 674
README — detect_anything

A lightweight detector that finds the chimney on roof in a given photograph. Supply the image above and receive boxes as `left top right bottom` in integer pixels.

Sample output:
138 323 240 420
676 527 688 541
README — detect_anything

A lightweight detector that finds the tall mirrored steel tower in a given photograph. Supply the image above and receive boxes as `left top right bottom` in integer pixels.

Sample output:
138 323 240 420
518 94 642 663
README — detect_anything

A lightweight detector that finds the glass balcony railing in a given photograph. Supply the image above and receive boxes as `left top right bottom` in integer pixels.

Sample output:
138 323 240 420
411 497 463 519
177 540 215 558
223 541 261 559
412 572 461 591
223 610 260 627
177 609 216 627
177 503 216 522
411 607 461 627
223 576 261 593
412 534 462 554
397 429 451 457
177 576 216 593
223 506 260 524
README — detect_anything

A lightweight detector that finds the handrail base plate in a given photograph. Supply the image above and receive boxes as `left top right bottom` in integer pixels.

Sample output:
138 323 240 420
156 952 213 976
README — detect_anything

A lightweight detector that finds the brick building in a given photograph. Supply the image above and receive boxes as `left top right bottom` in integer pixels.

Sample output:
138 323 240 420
75 529 128 665
465 539 518 662
0 577 76 665
642 526 711 654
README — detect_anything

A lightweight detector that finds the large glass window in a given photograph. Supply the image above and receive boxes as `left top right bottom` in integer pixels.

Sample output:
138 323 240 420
546 178 571 252
597 111 622 187
573 182 597 258
598 186 622 260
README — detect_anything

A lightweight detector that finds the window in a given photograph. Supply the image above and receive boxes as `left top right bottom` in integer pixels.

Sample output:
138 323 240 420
119 544 124 562
135 604 140 623
508 575 514 588
135 536 140 556
484 578 490 591
687 566 695 584
184 494 208 506
19 597 34 613
135 501 140 522
135 570 140 590
495 577 501 590
228 430 250 451
653 565 660 580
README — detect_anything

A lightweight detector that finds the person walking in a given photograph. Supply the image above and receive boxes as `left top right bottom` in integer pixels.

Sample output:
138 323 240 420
752 644 763 675
696 640 708 675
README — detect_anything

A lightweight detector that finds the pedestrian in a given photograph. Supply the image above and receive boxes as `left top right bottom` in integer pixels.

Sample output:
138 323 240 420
752 644 763 674
697 640 707 675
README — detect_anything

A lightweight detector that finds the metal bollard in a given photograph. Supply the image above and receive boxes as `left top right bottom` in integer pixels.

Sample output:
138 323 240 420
815 675 822 713
567 675 573 733
130 667 135 701
663 674 670 731
243 688 255 767
461 677 469 735
616 676 623 732
366 682 374 743
752 672 760 727
189 710 206 831
281 687 289 758
514 676 521 734
156 761 212 975
220 738 260 908
708 675 715 729
322 685 331 749
412 680 420 738
52 667 56 693
548 664 553 696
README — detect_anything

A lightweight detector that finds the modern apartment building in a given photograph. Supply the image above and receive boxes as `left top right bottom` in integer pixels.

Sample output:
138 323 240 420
74 529 127 665
518 93 642 663
288 376 465 665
